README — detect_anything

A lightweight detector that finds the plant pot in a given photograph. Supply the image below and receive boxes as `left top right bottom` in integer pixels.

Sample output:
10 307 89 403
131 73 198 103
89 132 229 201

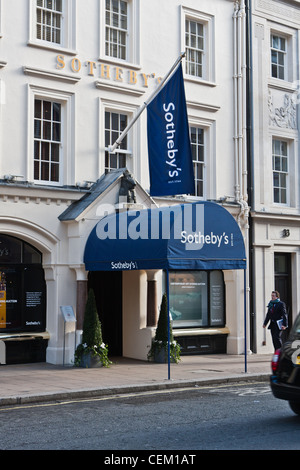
79 352 103 368
154 349 175 364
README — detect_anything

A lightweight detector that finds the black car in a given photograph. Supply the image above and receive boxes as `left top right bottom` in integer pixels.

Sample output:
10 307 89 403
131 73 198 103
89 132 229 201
270 313 300 415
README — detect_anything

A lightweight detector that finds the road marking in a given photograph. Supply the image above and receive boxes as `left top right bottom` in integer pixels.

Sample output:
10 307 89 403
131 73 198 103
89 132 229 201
209 385 271 396
0 381 268 413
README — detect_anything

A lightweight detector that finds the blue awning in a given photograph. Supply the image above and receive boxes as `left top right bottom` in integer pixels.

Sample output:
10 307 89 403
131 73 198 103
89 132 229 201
84 201 246 272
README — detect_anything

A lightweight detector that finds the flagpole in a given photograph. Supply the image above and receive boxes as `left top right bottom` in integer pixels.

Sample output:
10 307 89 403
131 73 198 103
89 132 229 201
108 52 186 154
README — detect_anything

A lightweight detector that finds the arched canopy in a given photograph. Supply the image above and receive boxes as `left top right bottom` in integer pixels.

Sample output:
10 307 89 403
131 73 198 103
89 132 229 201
84 201 246 272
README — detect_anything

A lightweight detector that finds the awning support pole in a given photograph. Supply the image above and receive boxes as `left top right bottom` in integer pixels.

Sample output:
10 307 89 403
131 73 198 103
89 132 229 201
166 268 171 380
244 268 247 373
108 52 186 154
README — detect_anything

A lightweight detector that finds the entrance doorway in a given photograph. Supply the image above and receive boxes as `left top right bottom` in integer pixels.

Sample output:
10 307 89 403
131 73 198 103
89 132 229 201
88 271 122 356
274 253 292 332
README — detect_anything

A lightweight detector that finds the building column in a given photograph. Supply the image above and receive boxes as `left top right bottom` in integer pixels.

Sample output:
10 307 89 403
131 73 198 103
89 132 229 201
147 270 159 327
76 280 88 330
72 267 88 330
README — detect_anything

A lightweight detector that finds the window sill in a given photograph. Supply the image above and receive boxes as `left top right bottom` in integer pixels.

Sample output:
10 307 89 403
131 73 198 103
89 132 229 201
0 331 50 340
184 75 217 87
96 79 145 96
27 40 78 56
173 327 229 336
268 77 297 93
98 56 141 71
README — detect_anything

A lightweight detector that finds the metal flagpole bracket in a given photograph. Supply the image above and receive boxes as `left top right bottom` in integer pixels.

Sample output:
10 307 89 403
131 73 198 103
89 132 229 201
108 52 186 155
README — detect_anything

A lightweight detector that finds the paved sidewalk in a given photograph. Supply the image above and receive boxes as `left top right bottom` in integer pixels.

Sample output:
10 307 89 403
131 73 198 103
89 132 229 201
0 353 272 406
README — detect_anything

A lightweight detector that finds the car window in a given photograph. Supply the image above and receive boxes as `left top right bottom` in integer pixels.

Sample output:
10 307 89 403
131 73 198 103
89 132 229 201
290 315 300 339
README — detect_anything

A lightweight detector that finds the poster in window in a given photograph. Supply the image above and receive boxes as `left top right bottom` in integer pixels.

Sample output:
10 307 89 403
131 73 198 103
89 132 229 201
23 266 46 331
0 268 22 330
169 271 208 328
210 271 225 326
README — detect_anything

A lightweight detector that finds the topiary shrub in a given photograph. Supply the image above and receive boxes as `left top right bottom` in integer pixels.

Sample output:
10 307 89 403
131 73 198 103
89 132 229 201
74 289 111 367
147 293 181 363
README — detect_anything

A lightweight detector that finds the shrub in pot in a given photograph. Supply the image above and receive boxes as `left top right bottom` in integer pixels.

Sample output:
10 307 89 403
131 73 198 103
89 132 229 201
74 289 111 368
147 293 181 363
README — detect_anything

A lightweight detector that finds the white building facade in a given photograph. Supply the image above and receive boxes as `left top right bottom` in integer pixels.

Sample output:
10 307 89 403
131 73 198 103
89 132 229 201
249 0 300 353
0 0 249 365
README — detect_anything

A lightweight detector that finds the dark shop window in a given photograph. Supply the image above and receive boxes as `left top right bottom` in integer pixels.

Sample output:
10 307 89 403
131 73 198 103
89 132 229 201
0 235 46 332
169 270 225 328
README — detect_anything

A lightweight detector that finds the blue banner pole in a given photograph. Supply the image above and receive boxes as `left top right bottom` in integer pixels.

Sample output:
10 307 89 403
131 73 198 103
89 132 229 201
108 52 185 154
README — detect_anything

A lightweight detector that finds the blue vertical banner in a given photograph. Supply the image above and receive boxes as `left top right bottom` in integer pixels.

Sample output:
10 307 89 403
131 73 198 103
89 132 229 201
147 63 195 197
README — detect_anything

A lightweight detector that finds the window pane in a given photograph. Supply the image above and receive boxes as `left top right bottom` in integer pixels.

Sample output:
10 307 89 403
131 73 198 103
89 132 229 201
34 141 40 159
281 189 287 204
169 271 208 328
34 120 41 139
105 111 110 129
43 101 51 120
43 120 51 140
274 156 281 171
111 113 118 130
273 172 279 186
51 143 60 162
281 141 287 155
34 161 40 180
51 163 59 182
52 122 61 142
282 157 288 172
41 142 50 161
41 162 49 180
271 50 277 64
278 67 285 80
35 100 41 118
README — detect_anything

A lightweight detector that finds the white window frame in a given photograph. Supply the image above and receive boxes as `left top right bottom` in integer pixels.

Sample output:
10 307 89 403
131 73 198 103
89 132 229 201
28 0 77 53
36 0 63 45
104 110 131 173
272 137 290 206
99 99 139 177
34 98 62 184
271 33 286 81
187 115 216 201
27 85 75 187
190 125 205 198
105 0 128 62
99 0 140 68
269 25 296 85
181 6 215 85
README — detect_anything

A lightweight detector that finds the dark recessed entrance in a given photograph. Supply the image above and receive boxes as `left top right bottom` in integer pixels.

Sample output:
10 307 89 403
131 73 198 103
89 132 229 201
88 271 122 356
275 253 292 333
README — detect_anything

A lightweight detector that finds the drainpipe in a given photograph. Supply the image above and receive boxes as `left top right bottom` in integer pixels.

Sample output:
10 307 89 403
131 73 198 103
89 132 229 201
233 2 240 203
234 0 249 222
234 0 250 352
246 0 257 351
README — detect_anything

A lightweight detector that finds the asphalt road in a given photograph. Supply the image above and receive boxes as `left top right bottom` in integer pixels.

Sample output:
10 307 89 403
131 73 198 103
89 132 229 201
0 381 299 451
